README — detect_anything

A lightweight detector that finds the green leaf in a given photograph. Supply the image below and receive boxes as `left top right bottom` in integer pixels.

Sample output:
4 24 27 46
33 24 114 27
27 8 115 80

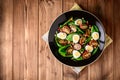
91 26 96 33
79 48 85 53
92 47 99 55
91 25 99 33
58 47 66 57
58 45 70 57
59 25 63 28
93 25 99 32
82 18 87 24
75 56 83 60
71 56 83 61
68 21 75 26
55 35 63 47
66 54 73 57
66 33 77 41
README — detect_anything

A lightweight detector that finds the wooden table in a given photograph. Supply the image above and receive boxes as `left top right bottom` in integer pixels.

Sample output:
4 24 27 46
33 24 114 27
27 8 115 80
0 0 120 80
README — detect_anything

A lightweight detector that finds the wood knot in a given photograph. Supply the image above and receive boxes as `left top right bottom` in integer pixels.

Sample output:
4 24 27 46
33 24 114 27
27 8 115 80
46 0 54 6
47 55 50 60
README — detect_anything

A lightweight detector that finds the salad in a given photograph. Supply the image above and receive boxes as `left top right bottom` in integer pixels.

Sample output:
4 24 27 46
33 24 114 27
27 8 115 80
55 17 99 61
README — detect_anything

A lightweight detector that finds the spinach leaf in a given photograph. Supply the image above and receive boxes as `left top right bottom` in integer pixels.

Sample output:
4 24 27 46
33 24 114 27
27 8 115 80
55 35 63 47
58 45 70 57
66 33 77 41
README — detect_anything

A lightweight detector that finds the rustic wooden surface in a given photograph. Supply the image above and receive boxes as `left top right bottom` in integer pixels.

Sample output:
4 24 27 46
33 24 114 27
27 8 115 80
0 0 119 80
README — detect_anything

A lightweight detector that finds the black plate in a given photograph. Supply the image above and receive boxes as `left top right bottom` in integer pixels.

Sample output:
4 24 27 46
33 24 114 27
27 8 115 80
48 10 105 67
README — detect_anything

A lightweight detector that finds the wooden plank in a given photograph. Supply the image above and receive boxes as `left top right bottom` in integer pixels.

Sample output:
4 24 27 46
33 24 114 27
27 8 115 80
63 65 77 80
62 0 75 11
75 0 88 10
24 0 39 80
38 0 63 80
13 0 25 80
0 0 13 80
0 0 118 80
87 0 96 14
38 1 48 80
113 0 120 80
101 0 113 80
4 1 13 80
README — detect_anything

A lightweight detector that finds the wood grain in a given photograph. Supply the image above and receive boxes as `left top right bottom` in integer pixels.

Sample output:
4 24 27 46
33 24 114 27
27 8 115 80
0 0 120 80
39 0 63 80
13 0 25 80
113 0 120 80
24 0 39 80
0 0 13 80
102 0 113 80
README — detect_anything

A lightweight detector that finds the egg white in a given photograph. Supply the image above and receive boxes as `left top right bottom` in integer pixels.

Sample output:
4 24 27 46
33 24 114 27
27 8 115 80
92 32 99 40
85 45 93 52
72 34 80 43
75 19 82 25
57 32 67 39
72 50 81 59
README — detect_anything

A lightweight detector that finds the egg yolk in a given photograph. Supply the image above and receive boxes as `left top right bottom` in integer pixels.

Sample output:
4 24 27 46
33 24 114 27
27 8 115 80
77 20 82 25
85 45 93 52
60 33 65 38
74 52 80 56
92 32 99 40
74 36 79 41
87 47 92 52
94 33 98 39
